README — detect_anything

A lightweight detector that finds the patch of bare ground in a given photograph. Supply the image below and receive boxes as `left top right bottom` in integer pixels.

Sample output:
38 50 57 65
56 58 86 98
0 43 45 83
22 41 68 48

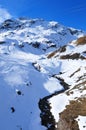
60 53 86 60
69 68 80 78
58 45 66 53
47 45 66 59
57 97 86 130
74 36 86 45
76 73 86 82
66 80 86 96
47 50 58 59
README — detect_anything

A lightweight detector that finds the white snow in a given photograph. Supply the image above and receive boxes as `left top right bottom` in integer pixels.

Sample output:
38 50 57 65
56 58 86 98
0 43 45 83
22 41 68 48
76 116 86 130
44 77 63 93
49 94 69 122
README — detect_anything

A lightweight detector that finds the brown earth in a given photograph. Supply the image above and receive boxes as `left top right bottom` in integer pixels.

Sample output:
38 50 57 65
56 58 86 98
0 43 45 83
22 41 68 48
57 97 86 130
60 53 86 60
74 36 86 45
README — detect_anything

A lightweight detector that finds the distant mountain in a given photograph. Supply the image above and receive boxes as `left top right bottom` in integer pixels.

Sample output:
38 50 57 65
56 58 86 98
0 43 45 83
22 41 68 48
0 18 86 130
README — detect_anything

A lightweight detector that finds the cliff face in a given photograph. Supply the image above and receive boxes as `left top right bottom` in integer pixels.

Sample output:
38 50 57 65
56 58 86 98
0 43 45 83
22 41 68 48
0 18 86 130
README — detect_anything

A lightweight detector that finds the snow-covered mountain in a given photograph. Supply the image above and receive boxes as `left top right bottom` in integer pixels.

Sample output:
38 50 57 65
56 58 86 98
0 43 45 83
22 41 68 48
0 18 86 130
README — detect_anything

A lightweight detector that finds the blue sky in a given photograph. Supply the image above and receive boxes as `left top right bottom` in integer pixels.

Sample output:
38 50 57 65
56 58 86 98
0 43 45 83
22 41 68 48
0 0 86 30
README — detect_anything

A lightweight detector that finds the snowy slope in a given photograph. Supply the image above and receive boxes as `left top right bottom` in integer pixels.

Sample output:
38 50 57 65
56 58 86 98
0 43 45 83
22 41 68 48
0 18 86 130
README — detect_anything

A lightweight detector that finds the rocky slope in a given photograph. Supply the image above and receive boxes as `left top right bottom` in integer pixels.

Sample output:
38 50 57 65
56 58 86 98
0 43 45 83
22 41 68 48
48 36 86 130
0 18 86 130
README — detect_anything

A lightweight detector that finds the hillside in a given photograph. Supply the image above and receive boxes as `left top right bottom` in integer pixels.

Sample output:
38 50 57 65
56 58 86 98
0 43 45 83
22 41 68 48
0 18 86 130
